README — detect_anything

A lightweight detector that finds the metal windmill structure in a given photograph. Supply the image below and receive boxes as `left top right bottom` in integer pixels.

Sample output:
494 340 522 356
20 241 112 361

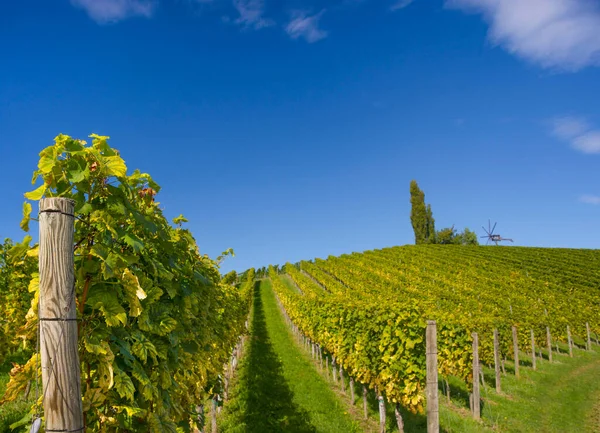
481 220 513 245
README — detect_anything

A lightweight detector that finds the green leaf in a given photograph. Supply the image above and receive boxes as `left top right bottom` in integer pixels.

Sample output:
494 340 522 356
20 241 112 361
64 137 84 152
86 286 127 327
68 166 87 183
20 201 32 232
158 317 177 336
8 235 32 263
76 202 93 215
114 369 135 401
132 334 158 364
123 233 144 253
24 184 46 200
173 214 188 225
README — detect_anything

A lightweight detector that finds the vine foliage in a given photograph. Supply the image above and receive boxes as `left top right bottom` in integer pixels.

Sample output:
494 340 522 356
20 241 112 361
2 134 251 432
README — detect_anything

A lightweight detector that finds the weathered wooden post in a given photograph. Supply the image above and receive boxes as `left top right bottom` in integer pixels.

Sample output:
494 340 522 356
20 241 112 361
426 320 439 433
378 395 386 433
530 329 536 370
394 403 405 433
350 377 355 403
586 323 592 351
363 385 368 420
332 358 338 383
194 404 205 433
39 198 84 433
340 367 346 393
546 327 553 362
472 332 480 420
512 326 519 378
211 396 217 433
567 326 573 357
493 329 501 392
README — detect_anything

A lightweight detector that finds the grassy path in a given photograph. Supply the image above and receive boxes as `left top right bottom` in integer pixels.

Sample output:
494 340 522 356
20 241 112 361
221 280 357 432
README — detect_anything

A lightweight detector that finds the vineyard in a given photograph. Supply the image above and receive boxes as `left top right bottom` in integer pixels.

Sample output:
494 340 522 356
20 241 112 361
267 245 600 431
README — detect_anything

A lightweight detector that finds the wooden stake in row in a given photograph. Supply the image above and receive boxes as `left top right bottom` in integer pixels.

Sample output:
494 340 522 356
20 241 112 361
472 332 480 420
426 320 439 433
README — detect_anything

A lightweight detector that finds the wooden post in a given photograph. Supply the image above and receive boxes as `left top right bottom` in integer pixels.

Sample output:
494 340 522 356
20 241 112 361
350 377 355 403
531 329 536 370
444 378 450 403
493 329 501 392
319 345 323 370
546 327 553 362
426 320 439 433
586 323 592 351
211 397 217 433
194 404 205 433
340 367 346 393
394 403 405 433
332 359 337 383
567 326 573 357
39 198 84 433
363 385 368 420
472 332 480 420
326 356 330 379
512 326 519 378
378 395 386 433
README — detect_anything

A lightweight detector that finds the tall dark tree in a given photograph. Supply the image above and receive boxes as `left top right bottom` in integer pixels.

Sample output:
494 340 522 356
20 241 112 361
410 180 435 244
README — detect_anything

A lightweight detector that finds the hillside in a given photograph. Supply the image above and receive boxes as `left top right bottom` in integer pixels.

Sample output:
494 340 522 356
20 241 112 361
254 245 600 432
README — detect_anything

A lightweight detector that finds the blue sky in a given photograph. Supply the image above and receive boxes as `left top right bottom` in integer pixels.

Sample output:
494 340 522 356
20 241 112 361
1 0 599 273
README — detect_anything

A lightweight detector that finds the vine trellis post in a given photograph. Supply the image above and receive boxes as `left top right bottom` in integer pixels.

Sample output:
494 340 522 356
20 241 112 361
426 320 439 433
39 198 84 432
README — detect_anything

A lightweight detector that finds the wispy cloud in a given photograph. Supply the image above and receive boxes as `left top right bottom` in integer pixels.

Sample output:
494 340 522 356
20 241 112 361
572 131 600 154
390 0 414 11
446 0 600 71
285 10 328 43
233 0 274 30
70 0 155 24
580 194 600 205
551 116 600 154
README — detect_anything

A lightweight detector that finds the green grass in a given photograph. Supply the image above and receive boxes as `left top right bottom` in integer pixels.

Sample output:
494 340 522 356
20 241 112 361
430 341 600 433
221 280 358 432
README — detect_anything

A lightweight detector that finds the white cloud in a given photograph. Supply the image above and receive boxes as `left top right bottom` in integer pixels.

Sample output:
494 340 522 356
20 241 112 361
71 0 155 23
286 10 328 43
572 131 600 154
391 0 414 11
233 0 274 30
446 0 600 71
552 116 590 140
580 194 600 205
551 116 600 154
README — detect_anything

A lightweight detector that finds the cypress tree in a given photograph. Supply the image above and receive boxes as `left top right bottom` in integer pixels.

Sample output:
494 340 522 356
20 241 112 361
410 180 435 244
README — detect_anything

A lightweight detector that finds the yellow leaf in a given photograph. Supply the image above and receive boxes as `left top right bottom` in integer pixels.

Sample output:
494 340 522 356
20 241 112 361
28 274 39 293
20 202 32 232
24 184 46 201
104 156 126 178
